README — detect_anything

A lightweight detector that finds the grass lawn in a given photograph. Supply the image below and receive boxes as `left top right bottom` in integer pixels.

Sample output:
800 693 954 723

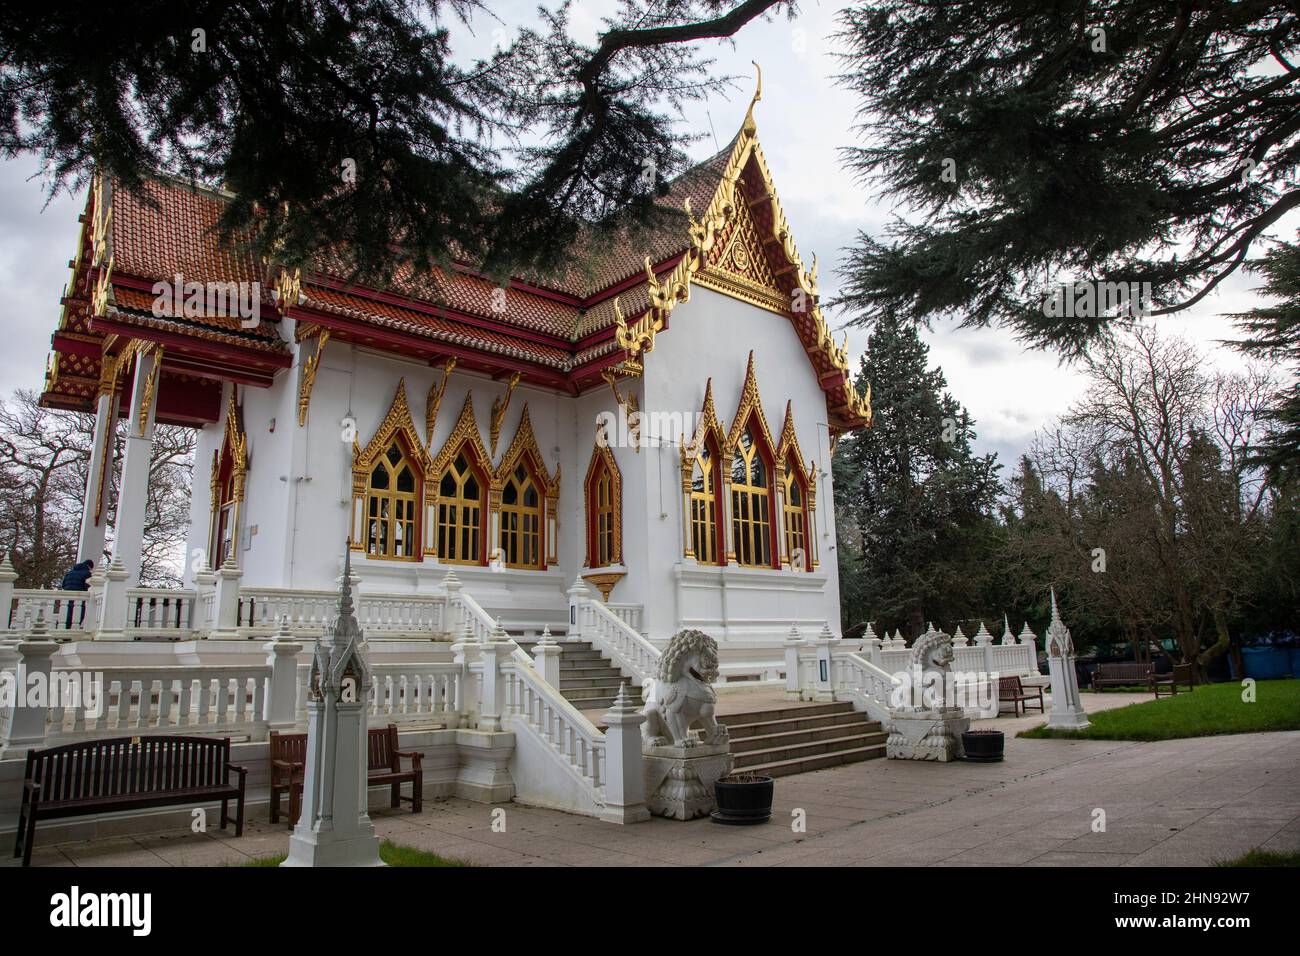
246 839 469 867
1215 849 1300 867
1020 679 1300 741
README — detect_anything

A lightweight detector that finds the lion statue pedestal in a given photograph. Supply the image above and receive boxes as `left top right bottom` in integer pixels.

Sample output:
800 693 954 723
885 629 970 762
640 629 734 820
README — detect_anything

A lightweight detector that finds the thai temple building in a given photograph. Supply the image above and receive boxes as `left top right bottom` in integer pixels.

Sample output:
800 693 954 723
38 87 870 664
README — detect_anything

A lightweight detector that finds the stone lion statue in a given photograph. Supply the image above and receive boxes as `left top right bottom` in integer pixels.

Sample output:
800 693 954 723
641 629 728 748
907 628 954 677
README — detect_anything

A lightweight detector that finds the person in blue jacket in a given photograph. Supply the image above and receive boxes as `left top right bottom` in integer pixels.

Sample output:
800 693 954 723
58 559 94 628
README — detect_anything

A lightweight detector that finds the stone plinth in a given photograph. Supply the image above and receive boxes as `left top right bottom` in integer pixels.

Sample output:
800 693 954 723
642 741 733 820
886 707 970 762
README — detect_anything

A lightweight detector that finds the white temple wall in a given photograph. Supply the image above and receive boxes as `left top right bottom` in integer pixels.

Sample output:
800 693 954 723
642 287 843 642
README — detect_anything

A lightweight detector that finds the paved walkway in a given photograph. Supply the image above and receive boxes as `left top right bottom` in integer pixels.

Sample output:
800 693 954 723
19 729 1299 868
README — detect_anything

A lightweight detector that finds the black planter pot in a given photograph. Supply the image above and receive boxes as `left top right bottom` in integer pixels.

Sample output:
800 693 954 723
962 730 1005 762
711 774 774 825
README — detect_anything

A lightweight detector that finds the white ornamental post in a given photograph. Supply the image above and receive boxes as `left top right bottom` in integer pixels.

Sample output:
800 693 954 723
532 625 562 688
1019 622 1039 675
2 612 58 752
441 568 462 635
863 623 882 667
783 624 804 701
1044 590 1089 730
477 619 511 732
93 559 131 641
264 615 304 734
600 683 650 824
283 547 382 867
813 623 836 702
0 554 16 632
566 577 589 642
209 556 244 640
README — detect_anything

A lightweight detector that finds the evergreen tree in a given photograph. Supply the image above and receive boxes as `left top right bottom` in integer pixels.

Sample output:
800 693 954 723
834 316 1001 638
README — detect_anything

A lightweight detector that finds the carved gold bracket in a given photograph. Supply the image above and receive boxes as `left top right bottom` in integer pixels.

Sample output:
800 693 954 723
137 344 163 436
426 356 457 446
298 328 330 426
489 370 521 458
273 266 303 316
601 369 641 453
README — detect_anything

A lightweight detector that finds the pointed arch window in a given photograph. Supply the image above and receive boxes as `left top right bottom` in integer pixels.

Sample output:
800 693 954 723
350 379 436 561
366 440 420 560
689 440 724 565
437 447 486 565
584 445 622 567
730 425 776 568
781 461 810 570
500 463 542 569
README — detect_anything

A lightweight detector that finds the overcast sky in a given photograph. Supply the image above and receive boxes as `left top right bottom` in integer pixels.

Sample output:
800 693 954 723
0 1 1279 470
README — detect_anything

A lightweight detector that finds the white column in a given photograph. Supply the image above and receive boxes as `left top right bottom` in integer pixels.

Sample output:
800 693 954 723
77 388 119 564
116 349 159 585
599 684 650 824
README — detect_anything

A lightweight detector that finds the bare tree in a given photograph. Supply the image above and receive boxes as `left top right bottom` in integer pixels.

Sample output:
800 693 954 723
0 390 196 588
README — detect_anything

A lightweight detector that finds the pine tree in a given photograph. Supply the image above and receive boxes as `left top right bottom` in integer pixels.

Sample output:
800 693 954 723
833 316 1001 638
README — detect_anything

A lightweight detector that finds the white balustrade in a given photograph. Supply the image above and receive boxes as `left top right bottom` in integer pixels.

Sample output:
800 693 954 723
126 588 196 635
240 587 447 636
46 665 270 740
605 603 644 634
581 599 659 684
501 657 605 795
10 590 94 634
368 663 462 724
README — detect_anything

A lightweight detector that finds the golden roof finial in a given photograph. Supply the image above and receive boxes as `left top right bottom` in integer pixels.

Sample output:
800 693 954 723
743 61 762 136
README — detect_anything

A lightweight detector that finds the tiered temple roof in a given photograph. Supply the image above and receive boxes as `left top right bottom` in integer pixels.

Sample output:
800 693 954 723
41 99 871 434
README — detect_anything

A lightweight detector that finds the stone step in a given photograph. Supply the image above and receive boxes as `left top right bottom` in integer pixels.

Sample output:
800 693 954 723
741 743 886 778
563 685 643 703
560 675 629 690
716 701 856 726
559 661 626 674
728 721 883 754
721 710 876 741
732 732 888 768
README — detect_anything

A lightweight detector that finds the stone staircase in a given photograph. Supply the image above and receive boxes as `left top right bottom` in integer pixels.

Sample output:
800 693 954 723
513 637 644 712
717 702 887 778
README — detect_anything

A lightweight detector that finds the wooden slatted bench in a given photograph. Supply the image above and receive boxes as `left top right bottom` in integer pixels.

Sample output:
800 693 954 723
13 735 246 866
271 724 422 828
1154 663 1195 698
997 675 1045 716
1092 662 1155 691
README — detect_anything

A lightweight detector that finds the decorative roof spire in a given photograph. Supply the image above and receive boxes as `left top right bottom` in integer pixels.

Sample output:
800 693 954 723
329 541 360 642
743 61 762 136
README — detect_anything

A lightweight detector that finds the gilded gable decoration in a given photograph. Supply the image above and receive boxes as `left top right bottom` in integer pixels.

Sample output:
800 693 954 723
777 400 813 491
425 357 458 446
137 344 164 436
297 327 329 426
431 391 490 478
489 370 522 458
680 377 726 480
725 351 777 459
493 404 561 566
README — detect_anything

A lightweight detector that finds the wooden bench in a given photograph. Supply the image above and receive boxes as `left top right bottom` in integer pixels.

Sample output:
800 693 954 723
1154 663 1195 698
271 724 422 828
1092 662 1154 691
998 675 1045 716
14 735 246 866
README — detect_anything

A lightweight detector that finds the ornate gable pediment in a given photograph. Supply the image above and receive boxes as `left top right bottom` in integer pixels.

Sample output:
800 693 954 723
352 378 434 488
725 351 777 459
696 170 788 313
492 404 560 496
431 390 490 478
778 400 813 486
681 377 727 471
